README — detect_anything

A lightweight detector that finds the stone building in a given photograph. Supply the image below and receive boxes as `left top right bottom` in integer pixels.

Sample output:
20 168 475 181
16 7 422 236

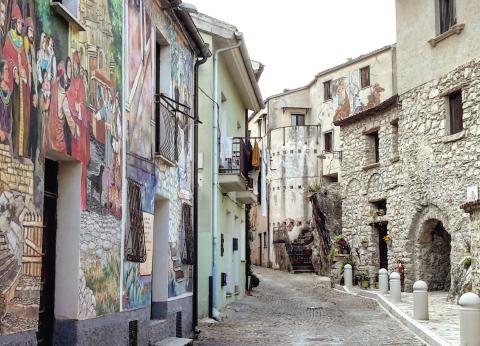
336 0 480 295
248 46 396 272
0 0 210 345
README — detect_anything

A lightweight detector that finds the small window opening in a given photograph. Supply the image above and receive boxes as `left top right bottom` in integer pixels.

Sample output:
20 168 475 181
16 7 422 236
360 66 370 89
439 0 457 34
291 114 305 126
324 80 332 100
391 120 399 156
365 130 380 164
324 132 333 153
371 199 387 215
448 90 463 135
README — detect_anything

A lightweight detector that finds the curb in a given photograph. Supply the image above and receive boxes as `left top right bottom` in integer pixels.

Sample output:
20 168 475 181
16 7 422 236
335 285 451 346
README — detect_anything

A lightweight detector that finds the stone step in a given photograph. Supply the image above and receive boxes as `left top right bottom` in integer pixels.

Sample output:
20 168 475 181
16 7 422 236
293 269 315 274
0 248 12 262
0 254 15 272
153 337 193 346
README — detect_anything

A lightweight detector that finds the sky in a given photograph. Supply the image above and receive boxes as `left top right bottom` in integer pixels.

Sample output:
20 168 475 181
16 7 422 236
190 0 397 99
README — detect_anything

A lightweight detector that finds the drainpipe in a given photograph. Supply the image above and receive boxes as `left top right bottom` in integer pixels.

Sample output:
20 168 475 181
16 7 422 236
193 51 210 331
212 33 243 317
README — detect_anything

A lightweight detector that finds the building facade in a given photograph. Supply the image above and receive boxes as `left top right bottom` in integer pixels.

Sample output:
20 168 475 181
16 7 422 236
249 46 395 272
337 0 480 295
0 0 209 344
193 13 263 319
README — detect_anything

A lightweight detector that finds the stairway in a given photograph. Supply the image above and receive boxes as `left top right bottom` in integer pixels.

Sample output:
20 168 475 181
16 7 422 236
0 231 20 294
287 230 315 274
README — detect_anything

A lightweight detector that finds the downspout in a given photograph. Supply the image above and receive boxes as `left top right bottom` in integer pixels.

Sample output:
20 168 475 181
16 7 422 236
212 34 243 317
193 51 209 331
244 109 249 288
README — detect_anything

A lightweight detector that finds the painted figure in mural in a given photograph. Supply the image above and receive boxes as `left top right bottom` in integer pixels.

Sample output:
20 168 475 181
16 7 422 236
25 18 38 161
0 59 12 144
46 36 57 84
67 51 90 210
109 92 121 215
49 59 77 156
333 78 351 121
367 83 385 108
0 0 7 48
4 2 30 158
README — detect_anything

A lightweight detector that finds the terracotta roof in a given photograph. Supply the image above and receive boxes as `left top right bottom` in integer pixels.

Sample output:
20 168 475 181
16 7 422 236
333 95 399 127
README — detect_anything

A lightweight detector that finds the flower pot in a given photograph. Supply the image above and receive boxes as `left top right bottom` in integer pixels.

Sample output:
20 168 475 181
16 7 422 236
360 280 369 289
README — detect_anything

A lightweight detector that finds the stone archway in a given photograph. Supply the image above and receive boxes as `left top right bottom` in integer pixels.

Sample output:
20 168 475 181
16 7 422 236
417 219 451 291
406 204 452 291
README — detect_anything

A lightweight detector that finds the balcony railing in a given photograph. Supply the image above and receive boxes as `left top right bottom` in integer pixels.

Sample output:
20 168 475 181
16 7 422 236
318 150 343 161
219 137 262 189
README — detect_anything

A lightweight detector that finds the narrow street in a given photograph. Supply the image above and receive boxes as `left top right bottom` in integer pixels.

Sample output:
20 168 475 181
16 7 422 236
195 267 425 346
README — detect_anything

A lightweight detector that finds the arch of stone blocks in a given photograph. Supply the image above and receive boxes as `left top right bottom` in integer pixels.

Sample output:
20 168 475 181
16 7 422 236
406 204 452 291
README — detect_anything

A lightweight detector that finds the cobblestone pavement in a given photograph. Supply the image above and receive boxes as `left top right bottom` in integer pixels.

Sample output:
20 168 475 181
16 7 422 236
195 266 425 346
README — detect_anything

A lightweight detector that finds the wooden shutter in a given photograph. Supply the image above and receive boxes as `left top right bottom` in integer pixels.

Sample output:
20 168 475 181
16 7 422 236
125 179 146 263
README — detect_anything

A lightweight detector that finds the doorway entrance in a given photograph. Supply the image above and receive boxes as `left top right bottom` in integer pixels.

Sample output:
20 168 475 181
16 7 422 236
417 220 451 291
376 223 388 270
37 159 58 345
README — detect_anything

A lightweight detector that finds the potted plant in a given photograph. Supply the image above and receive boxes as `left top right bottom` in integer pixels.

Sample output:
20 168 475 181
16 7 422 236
334 234 349 254
359 272 369 289
383 234 392 247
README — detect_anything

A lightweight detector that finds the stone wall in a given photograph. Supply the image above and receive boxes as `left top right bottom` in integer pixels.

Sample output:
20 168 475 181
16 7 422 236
340 57 480 294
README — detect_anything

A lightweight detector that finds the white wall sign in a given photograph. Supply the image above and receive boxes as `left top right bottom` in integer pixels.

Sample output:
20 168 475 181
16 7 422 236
467 185 479 202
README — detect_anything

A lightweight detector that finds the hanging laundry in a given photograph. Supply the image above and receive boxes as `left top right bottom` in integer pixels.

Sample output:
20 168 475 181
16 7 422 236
252 140 260 169
245 138 253 172
220 136 233 168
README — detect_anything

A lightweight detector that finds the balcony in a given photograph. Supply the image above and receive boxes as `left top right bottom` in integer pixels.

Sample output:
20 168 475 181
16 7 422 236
235 190 257 205
219 137 259 194
320 150 342 179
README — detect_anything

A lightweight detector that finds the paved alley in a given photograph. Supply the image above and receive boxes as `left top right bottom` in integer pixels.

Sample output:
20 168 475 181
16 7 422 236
195 267 425 346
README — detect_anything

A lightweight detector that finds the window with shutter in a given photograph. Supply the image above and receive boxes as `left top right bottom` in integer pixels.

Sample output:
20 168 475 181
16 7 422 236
448 91 463 135
181 204 194 265
125 179 146 262
439 0 457 34
323 80 332 101
360 66 370 89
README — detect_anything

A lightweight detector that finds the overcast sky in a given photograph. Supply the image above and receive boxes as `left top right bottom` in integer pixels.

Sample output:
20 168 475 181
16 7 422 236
191 0 397 99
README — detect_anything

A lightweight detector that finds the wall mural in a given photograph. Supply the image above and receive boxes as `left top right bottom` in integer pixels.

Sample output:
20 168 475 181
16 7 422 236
121 0 196 309
0 0 123 334
318 69 385 122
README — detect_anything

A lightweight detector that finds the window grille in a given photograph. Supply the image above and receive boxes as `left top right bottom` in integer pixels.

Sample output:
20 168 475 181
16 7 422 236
181 204 194 265
125 179 146 263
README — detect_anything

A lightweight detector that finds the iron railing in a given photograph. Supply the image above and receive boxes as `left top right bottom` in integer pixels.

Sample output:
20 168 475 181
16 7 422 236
219 137 262 189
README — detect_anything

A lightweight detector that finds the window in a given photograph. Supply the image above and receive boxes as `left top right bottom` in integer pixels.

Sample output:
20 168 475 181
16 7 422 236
291 114 305 126
257 119 262 137
360 66 370 89
125 180 146 263
371 199 387 214
448 91 463 135
391 120 399 156
263 232 267 248
324 131 333 153
439 0 457 34
365 130 380 164
154 40 161 155
323 80 332 100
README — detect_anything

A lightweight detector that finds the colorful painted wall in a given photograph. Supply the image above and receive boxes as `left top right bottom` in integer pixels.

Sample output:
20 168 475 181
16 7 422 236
122 0 195 311
0 0 123 335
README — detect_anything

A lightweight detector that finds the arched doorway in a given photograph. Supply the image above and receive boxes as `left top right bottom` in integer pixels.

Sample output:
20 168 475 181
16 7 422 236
417 219 451 291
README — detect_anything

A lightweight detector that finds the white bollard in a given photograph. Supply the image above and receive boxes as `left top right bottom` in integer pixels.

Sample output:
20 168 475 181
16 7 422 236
413 280 429 320
343 264 352 288
389 272 401 303
379 268 388 294
459 292 480 346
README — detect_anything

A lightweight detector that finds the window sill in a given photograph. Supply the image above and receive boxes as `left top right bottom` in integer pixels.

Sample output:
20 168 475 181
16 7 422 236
428 23 465 47
361 162 380 171
442 130 465 143
323 99 333 103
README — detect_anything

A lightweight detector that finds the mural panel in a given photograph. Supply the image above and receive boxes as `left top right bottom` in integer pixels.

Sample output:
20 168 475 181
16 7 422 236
0 0 123 333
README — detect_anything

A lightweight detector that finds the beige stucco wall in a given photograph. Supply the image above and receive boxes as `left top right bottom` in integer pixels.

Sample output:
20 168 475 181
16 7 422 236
396 0 480 94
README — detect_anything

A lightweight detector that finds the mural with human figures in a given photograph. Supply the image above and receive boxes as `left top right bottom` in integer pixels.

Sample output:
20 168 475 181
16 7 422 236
122 0 195 310
318 68 385 123
0 0 123 334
